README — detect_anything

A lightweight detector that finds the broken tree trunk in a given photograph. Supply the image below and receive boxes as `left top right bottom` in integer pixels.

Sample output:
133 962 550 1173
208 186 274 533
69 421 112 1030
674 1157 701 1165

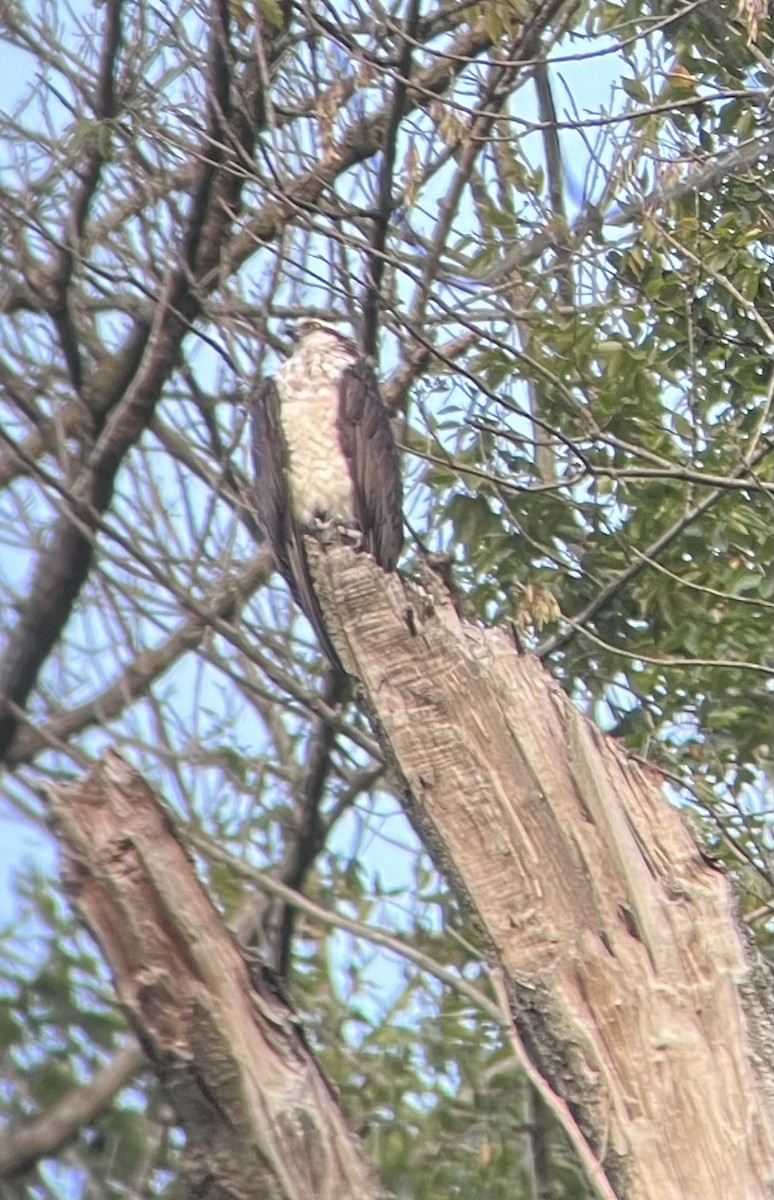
47 751 387 1200
308 541 774 1200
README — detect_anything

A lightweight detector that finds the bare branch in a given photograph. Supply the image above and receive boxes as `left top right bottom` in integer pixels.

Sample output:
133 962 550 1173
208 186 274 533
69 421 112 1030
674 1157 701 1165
308 542 774 1200
48 751 387 1200
0 2 281 759
361 0 420 357
5 556 270 766
0 1042 145 1179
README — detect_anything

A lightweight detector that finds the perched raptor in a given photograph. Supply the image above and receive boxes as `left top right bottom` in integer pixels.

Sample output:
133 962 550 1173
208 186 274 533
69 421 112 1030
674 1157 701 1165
250 317 403 669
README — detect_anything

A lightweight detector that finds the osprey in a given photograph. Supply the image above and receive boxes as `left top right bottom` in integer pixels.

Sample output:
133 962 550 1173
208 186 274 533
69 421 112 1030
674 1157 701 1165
251 317 403 669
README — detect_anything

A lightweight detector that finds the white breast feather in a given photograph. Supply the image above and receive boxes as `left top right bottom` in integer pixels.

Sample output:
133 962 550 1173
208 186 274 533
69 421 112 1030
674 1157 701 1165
276 341 356 525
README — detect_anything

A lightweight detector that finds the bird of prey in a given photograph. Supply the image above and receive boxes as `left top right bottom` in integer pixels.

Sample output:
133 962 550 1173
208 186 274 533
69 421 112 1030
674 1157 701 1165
250 317 403 670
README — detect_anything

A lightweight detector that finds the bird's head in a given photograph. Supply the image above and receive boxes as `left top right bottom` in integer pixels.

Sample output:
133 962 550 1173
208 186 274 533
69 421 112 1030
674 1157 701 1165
288 316 357 354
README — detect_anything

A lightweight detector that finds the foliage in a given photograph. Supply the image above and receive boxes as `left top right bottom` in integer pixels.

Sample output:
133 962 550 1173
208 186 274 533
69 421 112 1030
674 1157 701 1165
0 0 771 1194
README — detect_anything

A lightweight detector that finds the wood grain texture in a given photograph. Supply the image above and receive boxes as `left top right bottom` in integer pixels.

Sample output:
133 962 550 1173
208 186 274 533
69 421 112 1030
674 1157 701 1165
308 540 774 1200
48 752 386 1200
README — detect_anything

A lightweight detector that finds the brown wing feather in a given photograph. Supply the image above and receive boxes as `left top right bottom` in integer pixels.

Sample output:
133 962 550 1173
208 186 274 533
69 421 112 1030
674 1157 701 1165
250 378 345 672
337 361 403 570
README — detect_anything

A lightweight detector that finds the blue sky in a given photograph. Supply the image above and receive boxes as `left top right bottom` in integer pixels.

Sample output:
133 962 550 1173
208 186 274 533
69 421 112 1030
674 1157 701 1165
0 0 626 948
0 0 632 912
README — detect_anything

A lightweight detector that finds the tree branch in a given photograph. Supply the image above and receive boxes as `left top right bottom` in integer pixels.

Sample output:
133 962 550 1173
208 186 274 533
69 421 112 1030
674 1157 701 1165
0 1 278 761
273 666 350 977
361 0 420 358
307 542 774 1200
4 555 269 766
537 443 774 660
0 1041 144 1179
47 750 387 1200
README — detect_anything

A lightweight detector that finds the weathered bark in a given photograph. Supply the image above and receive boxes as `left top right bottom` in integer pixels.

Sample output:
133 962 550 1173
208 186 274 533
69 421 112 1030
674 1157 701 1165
46 752 386 1200
308 541 774 1200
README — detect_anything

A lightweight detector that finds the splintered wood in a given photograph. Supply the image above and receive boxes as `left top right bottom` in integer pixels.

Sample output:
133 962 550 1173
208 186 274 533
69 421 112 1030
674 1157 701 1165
48 753 386 1200
310 542 773 1200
